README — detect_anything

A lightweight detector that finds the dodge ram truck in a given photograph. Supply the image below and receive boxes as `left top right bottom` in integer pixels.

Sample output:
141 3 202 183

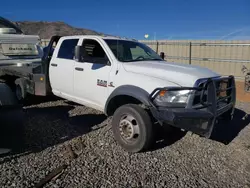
0 35 236 153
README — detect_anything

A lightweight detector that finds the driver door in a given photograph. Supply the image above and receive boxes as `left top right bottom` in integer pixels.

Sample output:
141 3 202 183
73 38 112 111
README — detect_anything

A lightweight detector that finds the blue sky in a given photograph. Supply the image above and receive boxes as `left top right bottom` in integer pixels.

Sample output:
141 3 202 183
1 0 250 40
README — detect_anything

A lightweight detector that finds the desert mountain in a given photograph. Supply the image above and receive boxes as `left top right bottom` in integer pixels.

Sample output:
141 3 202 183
14 21 101 39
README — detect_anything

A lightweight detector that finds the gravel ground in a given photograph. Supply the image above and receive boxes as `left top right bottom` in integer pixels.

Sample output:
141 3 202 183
0 98 250 188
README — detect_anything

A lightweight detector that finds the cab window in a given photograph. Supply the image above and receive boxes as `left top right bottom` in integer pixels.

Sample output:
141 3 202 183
81 39 109 65
57 39 79 60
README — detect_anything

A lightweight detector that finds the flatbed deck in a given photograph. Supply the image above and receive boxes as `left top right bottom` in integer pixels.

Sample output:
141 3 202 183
0 63 42 78
0 62 50 98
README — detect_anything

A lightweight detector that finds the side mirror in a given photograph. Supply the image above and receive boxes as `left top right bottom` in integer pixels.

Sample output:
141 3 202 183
74 45 84 62
160 52 165 60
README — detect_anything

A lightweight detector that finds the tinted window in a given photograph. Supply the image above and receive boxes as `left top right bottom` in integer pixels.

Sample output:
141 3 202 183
57 39 79 60
81 39 108 64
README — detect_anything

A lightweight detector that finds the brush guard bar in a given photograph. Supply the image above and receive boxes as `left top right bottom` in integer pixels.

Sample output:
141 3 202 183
148 76 236 138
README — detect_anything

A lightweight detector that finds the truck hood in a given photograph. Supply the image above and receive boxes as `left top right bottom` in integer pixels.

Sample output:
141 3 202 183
122 61 220 87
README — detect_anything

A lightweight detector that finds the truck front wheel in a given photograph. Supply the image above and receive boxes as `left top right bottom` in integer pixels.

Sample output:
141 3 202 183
112 104 154 153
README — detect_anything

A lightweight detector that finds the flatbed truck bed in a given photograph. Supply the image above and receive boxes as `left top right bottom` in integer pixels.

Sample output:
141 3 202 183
0 62 50 100
0 35 61 100
0 63 42 78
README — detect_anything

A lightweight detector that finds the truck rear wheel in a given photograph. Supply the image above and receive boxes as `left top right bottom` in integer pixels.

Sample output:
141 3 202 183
0 83 18 105
112 104 154 153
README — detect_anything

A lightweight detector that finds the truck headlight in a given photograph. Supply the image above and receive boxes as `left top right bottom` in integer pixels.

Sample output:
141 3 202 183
154 89 191 107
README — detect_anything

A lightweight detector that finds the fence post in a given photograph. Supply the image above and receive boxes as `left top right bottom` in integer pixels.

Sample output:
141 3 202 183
189 42 192 65
156 40 159 53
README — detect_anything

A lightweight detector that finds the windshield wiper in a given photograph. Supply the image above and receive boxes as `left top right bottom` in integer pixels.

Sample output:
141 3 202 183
122 59 145 62
148 58 163 61
121 58 163 62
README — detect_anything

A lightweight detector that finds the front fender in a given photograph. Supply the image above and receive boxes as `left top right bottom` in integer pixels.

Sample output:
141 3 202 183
104 85 151 115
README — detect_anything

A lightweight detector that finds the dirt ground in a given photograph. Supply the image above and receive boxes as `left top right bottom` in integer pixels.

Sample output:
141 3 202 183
0 98 250 188
235 80 250 102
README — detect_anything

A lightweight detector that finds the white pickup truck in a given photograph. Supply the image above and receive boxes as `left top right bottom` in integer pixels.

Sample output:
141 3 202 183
0 35 236 153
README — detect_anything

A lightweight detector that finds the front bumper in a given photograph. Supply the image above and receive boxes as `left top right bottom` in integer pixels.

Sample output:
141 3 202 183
149 76 236 138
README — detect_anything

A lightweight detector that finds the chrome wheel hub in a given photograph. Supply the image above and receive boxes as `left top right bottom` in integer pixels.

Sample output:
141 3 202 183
119 114 140 141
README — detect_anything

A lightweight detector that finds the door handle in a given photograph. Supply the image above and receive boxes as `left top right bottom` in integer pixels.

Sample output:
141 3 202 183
51 63 57 67
75 67 84 71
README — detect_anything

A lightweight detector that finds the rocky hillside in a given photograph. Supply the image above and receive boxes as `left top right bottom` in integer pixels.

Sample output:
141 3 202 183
14 21 102 39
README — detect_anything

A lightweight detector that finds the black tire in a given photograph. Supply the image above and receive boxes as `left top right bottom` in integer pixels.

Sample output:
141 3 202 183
112 104 154 153
0 83 18 105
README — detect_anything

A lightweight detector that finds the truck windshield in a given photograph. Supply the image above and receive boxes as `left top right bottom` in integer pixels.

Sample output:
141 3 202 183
0 17 23 34
104 39 163 62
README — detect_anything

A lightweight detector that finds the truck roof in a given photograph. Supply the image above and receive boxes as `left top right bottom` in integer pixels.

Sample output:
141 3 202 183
60 35 138 42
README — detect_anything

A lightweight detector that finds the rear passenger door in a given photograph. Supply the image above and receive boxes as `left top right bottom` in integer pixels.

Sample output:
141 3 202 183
49 38 79 98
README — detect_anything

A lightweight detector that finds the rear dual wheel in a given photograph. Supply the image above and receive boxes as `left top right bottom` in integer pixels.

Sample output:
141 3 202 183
112 104 154 153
